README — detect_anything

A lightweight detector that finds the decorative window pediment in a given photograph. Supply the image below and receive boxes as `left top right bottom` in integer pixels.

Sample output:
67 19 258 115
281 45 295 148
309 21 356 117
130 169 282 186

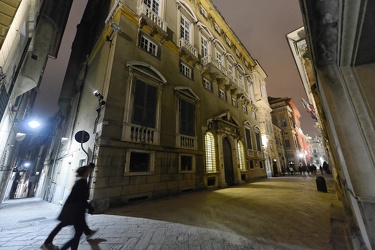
174 86 200 102
210 111 240 127
197 22 214 39
213 39 226 53
176 0 198 22
127 61 167 84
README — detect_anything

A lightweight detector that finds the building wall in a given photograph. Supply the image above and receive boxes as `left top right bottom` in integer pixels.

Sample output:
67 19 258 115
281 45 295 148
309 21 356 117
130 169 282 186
299 0 375 248
49 0 270 210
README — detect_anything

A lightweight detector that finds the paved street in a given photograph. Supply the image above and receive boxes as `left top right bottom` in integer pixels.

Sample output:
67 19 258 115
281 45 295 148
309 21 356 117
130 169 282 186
0 175 352 250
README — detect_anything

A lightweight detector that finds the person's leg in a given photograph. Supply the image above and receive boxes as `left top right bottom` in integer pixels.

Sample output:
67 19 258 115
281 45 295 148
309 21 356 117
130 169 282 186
44 222 65 244
60 221 84 250
83 218 91 235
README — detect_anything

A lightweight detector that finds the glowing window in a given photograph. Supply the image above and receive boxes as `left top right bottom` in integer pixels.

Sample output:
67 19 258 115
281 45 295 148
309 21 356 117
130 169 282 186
237 141 246 170
205 132 217 173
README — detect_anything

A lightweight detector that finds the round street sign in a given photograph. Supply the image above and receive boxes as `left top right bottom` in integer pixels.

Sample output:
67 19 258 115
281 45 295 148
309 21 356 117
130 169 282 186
74 130 90 143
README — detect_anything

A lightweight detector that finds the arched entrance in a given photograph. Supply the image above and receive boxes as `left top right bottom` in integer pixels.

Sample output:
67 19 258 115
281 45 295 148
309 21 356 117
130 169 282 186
222 137 234 186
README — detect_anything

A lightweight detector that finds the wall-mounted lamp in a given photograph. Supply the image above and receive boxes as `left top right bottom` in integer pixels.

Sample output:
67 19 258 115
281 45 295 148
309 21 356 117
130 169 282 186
93 90 106 113
93 90 106 106
106 23 122 44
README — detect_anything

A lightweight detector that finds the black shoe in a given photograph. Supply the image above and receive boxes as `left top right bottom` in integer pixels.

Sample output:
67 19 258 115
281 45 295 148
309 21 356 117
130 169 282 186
86 229 97 239
40 243 59 250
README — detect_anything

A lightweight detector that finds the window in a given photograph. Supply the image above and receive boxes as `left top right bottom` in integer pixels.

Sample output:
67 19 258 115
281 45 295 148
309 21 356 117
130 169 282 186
199 5 207 18
280 117 287 127
260 84 267 101
242 104 248 114
144 0 160 15
180 14 191 42
203 78 212 91
216 51 223 64
219 89 226 100
249 160 254 169
247 78 255 103
237 141 246 171
245 128 252 149
201 36 209 57
238 73 243 84
245 60 249 68
255 131 261 151
214 22 220 34
127 150 154 173
140 35 158 56
259 161 264 168
179 98 195 136
285 139 291 148
132 80 157 128
180 62 192 79
205 132 217 173
232 97 238 107
252 111 257 120
225 37 231 46
180 155 194 172
228 63 233 76
235 49 240 58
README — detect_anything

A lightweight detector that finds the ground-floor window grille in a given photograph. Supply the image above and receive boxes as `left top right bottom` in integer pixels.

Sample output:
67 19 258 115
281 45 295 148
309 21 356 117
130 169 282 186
205 132 217 173
180 155 194 172
126 150 155 174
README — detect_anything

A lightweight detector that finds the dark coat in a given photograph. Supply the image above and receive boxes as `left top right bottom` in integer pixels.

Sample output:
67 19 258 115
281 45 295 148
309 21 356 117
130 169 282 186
58 178 90 225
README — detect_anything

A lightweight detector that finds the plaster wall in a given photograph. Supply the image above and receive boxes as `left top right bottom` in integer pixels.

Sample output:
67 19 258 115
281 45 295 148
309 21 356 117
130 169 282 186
316 65 375 248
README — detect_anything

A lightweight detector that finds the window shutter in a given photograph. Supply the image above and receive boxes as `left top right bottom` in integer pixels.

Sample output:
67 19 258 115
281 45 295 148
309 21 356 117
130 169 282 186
132 80 157 128
180 99 195 136
245 128 252 149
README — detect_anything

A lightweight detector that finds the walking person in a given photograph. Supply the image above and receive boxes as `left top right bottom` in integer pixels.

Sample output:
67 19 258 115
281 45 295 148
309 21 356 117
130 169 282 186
41 164 96 250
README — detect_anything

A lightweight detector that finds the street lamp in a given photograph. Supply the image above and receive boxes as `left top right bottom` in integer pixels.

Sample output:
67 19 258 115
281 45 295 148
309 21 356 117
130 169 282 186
27 120 41 129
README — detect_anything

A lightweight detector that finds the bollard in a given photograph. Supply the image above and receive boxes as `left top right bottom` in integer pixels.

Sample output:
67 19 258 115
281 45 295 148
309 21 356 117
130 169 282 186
316 176 327 192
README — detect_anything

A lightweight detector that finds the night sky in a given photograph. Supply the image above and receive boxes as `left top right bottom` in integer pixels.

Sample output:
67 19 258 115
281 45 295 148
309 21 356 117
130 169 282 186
34 0 317 136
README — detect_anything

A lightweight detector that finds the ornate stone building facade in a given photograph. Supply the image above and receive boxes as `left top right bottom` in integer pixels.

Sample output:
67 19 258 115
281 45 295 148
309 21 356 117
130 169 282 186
268 97 304 170
39 0 273 210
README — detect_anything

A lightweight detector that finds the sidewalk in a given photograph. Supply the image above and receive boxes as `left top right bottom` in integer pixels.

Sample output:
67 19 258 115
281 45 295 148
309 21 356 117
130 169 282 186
0 175 353 250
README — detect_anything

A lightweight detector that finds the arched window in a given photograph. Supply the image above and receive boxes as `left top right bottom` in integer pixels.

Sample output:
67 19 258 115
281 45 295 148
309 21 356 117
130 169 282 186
237 141 246 170
205 132 217 173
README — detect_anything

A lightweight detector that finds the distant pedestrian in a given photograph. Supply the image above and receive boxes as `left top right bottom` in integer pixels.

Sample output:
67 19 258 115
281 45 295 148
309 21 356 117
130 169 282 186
320 165 324 175
289 166 294 175
41 164 96 250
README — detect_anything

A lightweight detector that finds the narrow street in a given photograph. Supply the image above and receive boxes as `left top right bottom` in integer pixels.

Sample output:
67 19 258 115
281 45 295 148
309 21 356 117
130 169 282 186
107 175 351 249
0 175 351 249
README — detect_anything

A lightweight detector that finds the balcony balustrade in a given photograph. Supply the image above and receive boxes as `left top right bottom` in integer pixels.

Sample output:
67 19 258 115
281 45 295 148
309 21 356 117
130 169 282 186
201 55 227 78
138 3 168 38
177 134 197 150
123 124 159 144
179 38 198 57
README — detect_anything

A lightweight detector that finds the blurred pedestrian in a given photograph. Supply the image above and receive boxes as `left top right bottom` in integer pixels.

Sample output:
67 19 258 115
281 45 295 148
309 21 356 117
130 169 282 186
289 166 294 175
41 164 96 250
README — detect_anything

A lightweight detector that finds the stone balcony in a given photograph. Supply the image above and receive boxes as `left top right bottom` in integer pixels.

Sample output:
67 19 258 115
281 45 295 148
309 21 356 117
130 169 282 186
179 38 199 64
177 134 197 150
138 3 168 40
122 123 160 145
201 55 227 79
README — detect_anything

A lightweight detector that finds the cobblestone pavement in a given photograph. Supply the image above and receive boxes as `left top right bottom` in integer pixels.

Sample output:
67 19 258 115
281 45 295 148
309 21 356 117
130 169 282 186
0 174 352 250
